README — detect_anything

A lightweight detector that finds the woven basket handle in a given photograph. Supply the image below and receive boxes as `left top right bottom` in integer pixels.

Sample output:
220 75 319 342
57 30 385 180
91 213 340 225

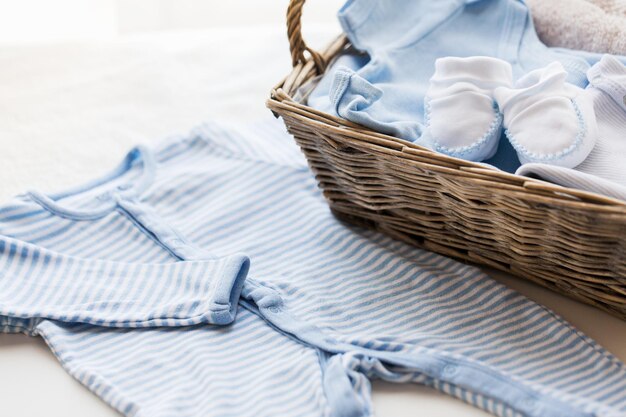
287 0 327 73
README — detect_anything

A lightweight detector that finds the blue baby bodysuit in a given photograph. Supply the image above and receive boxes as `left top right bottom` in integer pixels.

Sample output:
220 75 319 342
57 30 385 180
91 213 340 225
1 119 626 417
307 0 623 172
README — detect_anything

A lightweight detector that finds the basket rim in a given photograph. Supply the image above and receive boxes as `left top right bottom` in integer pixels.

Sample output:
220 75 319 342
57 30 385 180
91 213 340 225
267 36 626 214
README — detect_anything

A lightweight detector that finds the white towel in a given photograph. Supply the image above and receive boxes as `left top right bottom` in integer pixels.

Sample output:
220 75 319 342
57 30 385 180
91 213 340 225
526 0 626 55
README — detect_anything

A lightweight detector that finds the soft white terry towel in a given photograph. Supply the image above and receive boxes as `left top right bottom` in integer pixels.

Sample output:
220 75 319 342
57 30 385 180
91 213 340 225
526 0 626 55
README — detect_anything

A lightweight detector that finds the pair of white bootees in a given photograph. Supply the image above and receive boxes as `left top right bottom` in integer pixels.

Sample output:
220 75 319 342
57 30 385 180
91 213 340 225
424 56 597 168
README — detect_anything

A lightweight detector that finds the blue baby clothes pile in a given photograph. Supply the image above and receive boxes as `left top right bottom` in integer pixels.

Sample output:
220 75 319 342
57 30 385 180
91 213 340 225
1 119 626 417
309 0 593 150
308 0 626 197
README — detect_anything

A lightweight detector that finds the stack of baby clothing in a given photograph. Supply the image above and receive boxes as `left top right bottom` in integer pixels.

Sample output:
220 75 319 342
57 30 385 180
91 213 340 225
308 0 626 200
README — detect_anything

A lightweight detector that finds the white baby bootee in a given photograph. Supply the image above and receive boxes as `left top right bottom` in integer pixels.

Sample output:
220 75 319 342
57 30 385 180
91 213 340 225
494 61 598 168
424 56 513 161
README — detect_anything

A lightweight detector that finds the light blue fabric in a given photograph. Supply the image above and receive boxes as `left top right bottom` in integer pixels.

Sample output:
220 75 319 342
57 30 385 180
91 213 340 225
1 119 626 417
0 236 249 328
307 0 625 173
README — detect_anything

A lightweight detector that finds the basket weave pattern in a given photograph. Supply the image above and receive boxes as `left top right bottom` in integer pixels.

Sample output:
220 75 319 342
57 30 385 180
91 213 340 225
267 0 626 319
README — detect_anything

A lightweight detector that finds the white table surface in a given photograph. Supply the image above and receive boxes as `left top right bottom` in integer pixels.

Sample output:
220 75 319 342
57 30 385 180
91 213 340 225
0 25 625 417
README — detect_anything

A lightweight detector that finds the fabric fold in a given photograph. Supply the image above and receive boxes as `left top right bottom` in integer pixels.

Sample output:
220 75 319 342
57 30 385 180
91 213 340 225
527 0 626 56
515 55 626 199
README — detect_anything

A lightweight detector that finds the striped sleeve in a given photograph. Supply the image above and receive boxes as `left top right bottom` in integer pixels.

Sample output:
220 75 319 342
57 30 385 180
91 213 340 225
0 236 249 327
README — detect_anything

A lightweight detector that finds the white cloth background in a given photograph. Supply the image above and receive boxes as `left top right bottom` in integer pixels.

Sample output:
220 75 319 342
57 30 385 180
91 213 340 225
0 4 625 417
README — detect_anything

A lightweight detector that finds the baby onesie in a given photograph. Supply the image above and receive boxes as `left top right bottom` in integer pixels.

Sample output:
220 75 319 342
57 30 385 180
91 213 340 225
0 145 346 417
1 119 626 417
307 0 625 172
516 54 626 200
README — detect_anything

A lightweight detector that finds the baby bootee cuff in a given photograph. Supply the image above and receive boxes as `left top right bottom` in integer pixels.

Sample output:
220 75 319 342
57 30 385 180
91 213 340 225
424 56 513 161
494 61 598 168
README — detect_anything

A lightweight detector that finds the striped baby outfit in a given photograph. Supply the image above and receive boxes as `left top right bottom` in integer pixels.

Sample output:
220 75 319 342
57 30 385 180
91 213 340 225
0 119 625 417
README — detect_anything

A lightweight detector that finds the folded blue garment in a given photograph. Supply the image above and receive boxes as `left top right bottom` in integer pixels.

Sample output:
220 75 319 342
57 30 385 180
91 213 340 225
308 0 626 172
2 119 626 417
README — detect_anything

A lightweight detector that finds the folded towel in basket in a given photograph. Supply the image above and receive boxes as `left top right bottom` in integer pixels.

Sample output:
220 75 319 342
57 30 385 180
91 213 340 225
526 0 626 56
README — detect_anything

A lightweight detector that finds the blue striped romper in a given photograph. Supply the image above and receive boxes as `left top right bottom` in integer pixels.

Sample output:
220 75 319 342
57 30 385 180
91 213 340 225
0 119 625 417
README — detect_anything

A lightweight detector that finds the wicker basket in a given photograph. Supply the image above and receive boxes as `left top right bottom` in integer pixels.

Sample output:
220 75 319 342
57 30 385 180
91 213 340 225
266 0 626 320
